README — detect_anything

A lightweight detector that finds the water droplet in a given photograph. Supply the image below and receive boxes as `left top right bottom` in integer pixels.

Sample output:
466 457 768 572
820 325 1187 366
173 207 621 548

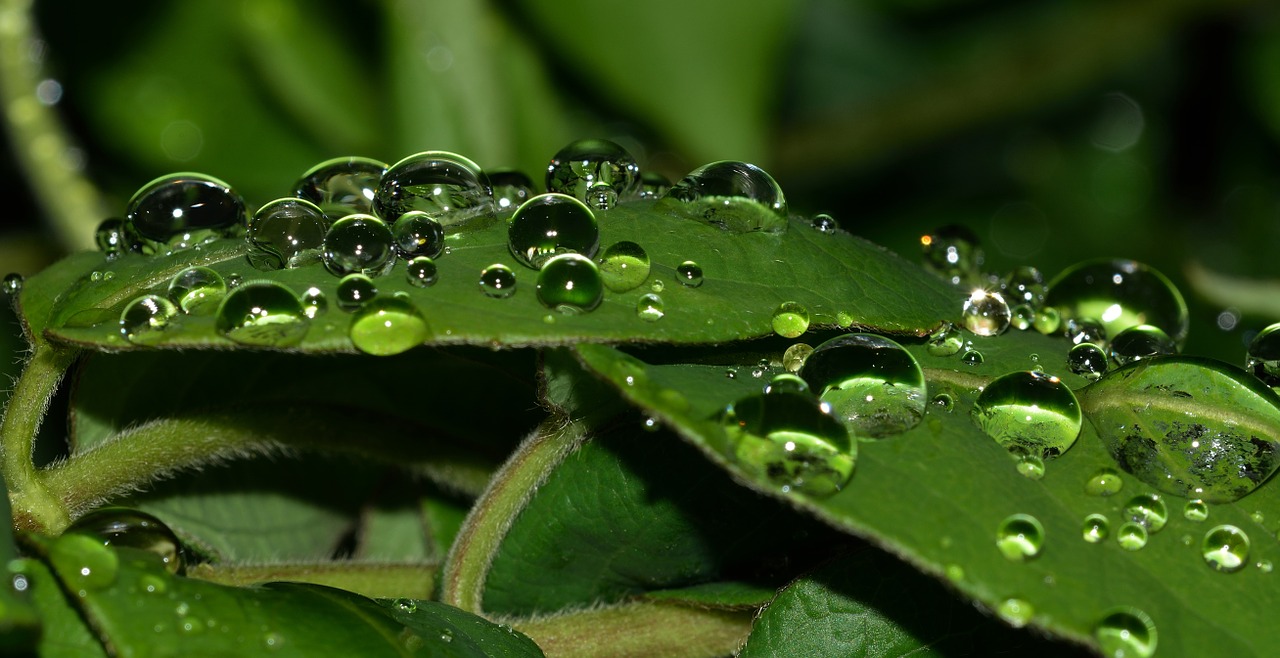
225 273 243 288
293 156 386 219
1033 307 1061 334
663 161 788 233
1258 559 1274 573
1201 525 1250 573
2 273 22 298
676 261 704 287
997 597 1034 628
125 173 246 250
374 151 494 231
536 254 603 314
638 171 671 199
1011 447 1045 479
597 241 650 292
391 211 445 259
405 257 438 288
322 214 395 277
1245 322 1280 386
972 371 1082 458
636 293 664 321
1046 259 1188 347
1109 324 1176 366
508 193 600 269
1117 522 1148 550
140 574 167 594
440 629 454 643
962 289 1011 336
927 323 963 356
771 302 810 338
545 138 640 211
120 295 178 344
349 297 429 356
166 266 226 315
1068 343 1109 380
1094 608 1156 658
246 198 328 270
68 507 183 575
651 279 665 293
800 333 927 438
810 213 838 233
1183 499 1208 522
783 343 813 373
95 218 133 258
336 274 377 312
49 533 119 594
262 631 285 650
394 598 417 613
1085 468 1124 496
1250 510 1265 525
721 391 854 497
300 287 327 318
215 281 310 348
487 169 534 212
961 350 984 366
1123 493 1168 532
995 513 1044 561
479 264 517 299
1001 266 1047 308
1083 514 1109 543
931 393 954 411
1064 318 1107 348
921 225 983 286
1010 304 1035 331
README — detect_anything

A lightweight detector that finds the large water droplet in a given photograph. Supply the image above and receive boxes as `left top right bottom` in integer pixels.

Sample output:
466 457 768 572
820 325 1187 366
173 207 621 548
374 151 494 231
508 193 600 269
293 156 386 219
1123 493 1168 532
663 161 788 233
1046 259 1188 347
322 214 395 277
120 295 179 344
1068 343 1108 380
972 371 1082 458
479 264 516 299
962 289 1011 336
405 257 438 288
125 173 246 250
721 391 854 497
215 281 310 347
167 266 226 315
995 513 1044 561
349 297 429 356
921 225 983 286
1246 322 1280 386
1082 514 1110 543
1094 608 1156 658
1085 467 1124 496
598 241 650 292
771 302 810 338
247 198 328 270
536 254 603 314
545 138 640 211
636 293 664 321
1109 324 1176 366
676 261 704 288
49 533 119 594
337 274 377 312
391 211 445 259
488 169 535 213
68 507 183 575
800 333 927 438
1201 525 1250 573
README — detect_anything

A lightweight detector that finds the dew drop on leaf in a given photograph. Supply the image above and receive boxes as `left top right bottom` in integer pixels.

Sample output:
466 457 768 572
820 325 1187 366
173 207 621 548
2 272 22 297
125 173 246 250
962 289 1011 336
1000 266 1047 308
662 161 788 233
926 322 963 357
374 151 494 230
349 297 429 356
508 193 600 269
405 256 438 288
676 261 704 287
293 156 386 219
799 333 926 439
1068 342 1108 380
1123 493 1168 532
1183 499 1208 521
95 217 132 258
962 350 984 366
246 198 328 270
1201 524 1250 573
997 597 1034 628
920 225 983 286
120 295 178 344
783 343 813 373
479 264 517 299
1085 467 1124 496
337 274 377 312
763 373 809 395
1116 521 1148 550
167 266 226 315
300 287 327 318
1064 317 1107 347
810 213 837 233
49 533 120 594
68 507 183 575
488 169 535 213
972 371 1081 458
1094 608 1157 658
1033 306 1061 335
1246 322 1280 386
1109 324 1176 366
720 391 854 498
597 241 650 292
1011 447 1046 479
322 214 395 277
391 211 445 260
771 302 810 338
995 513 1044 561
1046 258 1188 347
932 393 954 412
262 631 285 651
1082 514 1109 543
214 281 310 348
545 138 640 211
638 171 671 200
1010 304 1034 331
636 293 664 321
536 253 603 314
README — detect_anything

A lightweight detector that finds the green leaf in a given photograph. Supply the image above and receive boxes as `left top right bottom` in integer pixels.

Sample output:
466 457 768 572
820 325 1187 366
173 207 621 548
23 533 545 657
20 558 106 657
39 201 953 353
0 473 40 651
573 331 1280 657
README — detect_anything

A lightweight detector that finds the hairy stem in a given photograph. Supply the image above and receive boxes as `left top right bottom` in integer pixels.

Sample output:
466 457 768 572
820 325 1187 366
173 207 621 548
1 343 76 532
510 601 753 658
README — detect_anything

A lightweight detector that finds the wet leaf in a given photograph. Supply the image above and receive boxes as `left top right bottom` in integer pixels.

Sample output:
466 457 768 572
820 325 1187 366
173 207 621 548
0 473 40 651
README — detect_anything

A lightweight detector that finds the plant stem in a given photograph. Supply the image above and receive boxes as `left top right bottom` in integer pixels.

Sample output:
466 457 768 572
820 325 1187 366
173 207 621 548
510 601 753 658
1 343 76 532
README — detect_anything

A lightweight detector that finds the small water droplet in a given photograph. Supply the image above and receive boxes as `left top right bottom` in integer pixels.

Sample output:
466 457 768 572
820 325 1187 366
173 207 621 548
995 513 1044 561
140 574 167 594
95 218 133 258
926 322 963 356
1123 493 1168 532
1201 525 1250 573
945 564 965 583
663 161 788 233
126 173 245 251
246 197 328 270
120 295 178 344
1250 510 1265 525
783 343 813 373
299 287 327 318
1109 324 1177 366
487 169 535 212
405 256 439 288
771 302 810 338
800 333 927 438
810 213 837 233
1082 514 1110 543
1033 307 1061 334
1068 343 1108 380
1094 608 1157 658
167 266 226 315
721 391 854 497
68 507 183 575
262 631 285 650
49 533 119 594
597 241 650 292
536 253 603 314
2 273 23 297
1258 559 1274 573
1246 322 1280 386
394 598 417 613
972 371 1082 458
1046 258 1188 347
1000 266 1047 308
293 156 386 219
1085 468 1124 496
763 373 809 395
545 138 640 211
962 289 1011 336
1183 499 1209 522
336 274 377 312
1116 522 1148 550
479 264 517 299
641 415 660 432
1011 447 1045 479
921 225 983 286
650 279 665 293
391 211 445 259
1010 304 1035 331
997 597 1034 628
931 393 954 412
676 261 704 287
961 350 984 366
507 193 600 269
350 297 429 356
322 214 395 277
636 293 664 321
374 151 494 231
214 281 310 347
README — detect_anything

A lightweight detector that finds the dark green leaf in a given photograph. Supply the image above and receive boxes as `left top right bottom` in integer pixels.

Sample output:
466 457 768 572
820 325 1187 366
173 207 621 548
0 472 40 651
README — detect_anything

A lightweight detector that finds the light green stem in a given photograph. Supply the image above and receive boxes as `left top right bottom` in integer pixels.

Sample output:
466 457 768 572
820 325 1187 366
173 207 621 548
1 344 76 532
510 601 753 658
